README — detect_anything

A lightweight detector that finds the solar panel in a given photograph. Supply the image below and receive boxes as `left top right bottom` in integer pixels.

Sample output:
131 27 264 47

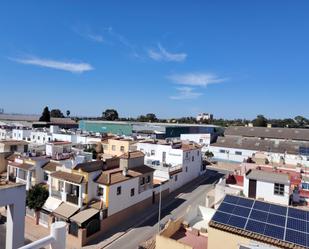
264 224 284 240
232 206 251 217
227 215 247 229
211 195 309 248
267 213 286 227
224 195 239 204
249 209 268 222
218 202 236 213
212 211 231 224
288 208 307 220
285 229 307 247
253 201 270 212
287 217 306 232
245 219 265 234
269 204 287 216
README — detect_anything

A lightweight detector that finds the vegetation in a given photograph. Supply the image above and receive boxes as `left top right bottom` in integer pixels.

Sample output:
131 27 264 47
39 106 51 122
205 151 214 159
252 115 268 127
137 113 158 122
102 109 119 121
26 184 49 225
66 110 71 117
50 109 65 118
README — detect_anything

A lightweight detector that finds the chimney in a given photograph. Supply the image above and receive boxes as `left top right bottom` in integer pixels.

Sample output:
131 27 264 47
122 167 128 177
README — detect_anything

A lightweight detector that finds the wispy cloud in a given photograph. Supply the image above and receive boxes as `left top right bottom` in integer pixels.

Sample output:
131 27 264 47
10 56 93 73
168 73 227 87
170 87 202 100
148 43 187 62
73 26 104 43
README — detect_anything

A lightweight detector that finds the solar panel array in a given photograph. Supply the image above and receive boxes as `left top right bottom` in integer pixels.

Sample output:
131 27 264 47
211 195 309 248
299 146 309 156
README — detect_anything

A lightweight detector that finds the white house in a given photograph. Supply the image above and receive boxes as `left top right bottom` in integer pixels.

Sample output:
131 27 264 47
136 140 204 192
12 128 31 141
180 133 211 153
31 130 52 144
243 169 290 205
0 126 12 140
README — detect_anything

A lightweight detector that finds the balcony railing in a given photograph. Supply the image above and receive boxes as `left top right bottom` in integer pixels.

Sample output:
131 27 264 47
51 189 62 199
66 194 79 205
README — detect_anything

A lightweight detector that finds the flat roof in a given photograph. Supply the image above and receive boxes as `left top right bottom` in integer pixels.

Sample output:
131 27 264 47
70 208 99 226
246 169 290 185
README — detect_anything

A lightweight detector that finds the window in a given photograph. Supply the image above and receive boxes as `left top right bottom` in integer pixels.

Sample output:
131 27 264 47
32 135 35 140
141 177 145 185
219 149 226 153
43 172 48 181
120 146 125 152
38 136 40 140
151 150 155 156
175 175 178 181
274 183 285 196
235 151 242 155
197 151 200 156
199 139 203 143
130 188 135 196
186 152 189 158
58 181 64 192
192 156 194 162
10 145 17 152
112 145 116 151
117 186 121 195
97 186 104 196
146 175 151 183
186 167 188 172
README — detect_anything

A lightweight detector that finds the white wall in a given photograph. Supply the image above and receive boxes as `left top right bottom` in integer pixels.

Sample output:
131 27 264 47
0 128 12 140
180 134 211 152
31 131 52 144
243 177 290 205
106 177 153 216
12 129 31 141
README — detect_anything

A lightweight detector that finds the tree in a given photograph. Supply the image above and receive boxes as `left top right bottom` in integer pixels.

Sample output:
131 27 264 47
50 109 64 118
252 115 268 127
66 110 71 117
102 109 119 121
26 184 49 225
205 150 214 159
39 106 51 122
145 113 158 122
294 116 308 127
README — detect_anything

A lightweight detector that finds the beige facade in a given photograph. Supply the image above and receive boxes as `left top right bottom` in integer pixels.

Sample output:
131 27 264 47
208 227 252 249
0 140 28 153
102 138 134 156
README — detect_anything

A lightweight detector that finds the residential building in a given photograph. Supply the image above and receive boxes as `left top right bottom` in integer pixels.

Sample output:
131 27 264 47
7 155 49 190
101 137 136 156
31 129 52 144
209 136 309 167
0 125 12 140
0 182 26 249
243 169 290 205
196 113 213 122
12 127 32 141
208 194 309 249
180 133 211 153
137 140 204 192
0 140 28 153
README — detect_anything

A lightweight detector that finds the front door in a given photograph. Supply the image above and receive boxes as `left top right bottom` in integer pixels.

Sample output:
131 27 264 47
248 179 257 198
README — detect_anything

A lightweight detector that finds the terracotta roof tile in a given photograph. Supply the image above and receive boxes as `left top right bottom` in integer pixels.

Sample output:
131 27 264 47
50 171 86 184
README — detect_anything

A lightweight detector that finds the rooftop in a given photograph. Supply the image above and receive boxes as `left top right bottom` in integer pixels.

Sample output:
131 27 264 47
246 169 290 184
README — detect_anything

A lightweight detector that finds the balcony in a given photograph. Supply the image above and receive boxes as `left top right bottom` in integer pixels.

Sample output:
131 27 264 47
66 194 79 205
51 189 62 199
145 160 183 173
8 174 16 182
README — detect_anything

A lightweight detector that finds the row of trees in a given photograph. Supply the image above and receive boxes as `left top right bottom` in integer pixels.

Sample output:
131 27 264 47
39 106 71 122
38 106 309 128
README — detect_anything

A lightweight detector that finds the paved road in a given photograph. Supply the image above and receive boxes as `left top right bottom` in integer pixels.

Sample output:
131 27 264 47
104 170 223 249
0 210 6 249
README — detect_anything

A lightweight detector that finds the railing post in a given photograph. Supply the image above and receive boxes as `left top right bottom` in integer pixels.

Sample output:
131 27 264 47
50 221 66 249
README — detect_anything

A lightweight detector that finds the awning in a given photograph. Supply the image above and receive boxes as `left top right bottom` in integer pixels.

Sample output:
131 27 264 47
53 202 79 219
42 197 62 212
70 208 99 226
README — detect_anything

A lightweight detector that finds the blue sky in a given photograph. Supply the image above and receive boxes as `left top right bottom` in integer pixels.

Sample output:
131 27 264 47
1 1 309 119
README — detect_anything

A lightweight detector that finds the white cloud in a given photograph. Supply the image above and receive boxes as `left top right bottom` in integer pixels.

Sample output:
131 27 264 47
10 56 93 73
73 26 104 43
170 87 202 100
148 43 187 62
168 73 227 87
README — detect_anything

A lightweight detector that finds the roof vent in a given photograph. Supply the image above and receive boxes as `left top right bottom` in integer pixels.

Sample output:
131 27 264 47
122 167 128 177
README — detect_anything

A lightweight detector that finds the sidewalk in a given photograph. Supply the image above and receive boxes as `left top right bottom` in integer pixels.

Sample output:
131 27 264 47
84 172 218 248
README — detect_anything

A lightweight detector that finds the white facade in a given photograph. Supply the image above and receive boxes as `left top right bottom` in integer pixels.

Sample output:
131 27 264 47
0 128 12 140
12 128 31 141
209 145 309 167
180 133 211 152
243 176 290 205
137 142 204 192
196 113 213 122
31 131 52 144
